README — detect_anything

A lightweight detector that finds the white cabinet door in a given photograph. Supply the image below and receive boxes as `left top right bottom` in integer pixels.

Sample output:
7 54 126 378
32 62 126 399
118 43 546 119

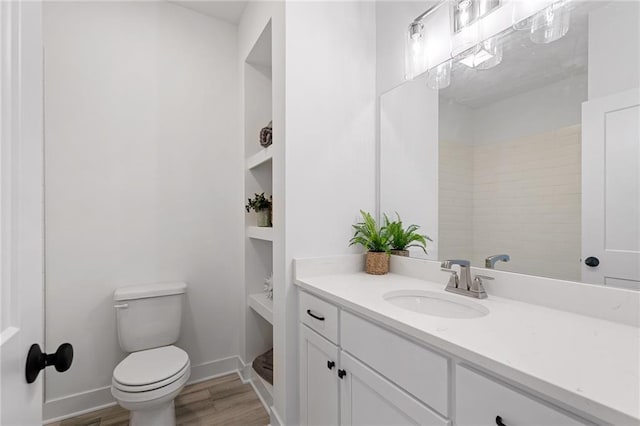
582 88 640 289
456 365 587 426
340 352 449 426
300 325 339 426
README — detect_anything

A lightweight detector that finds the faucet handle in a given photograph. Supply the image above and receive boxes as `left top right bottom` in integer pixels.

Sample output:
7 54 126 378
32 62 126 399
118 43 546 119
470 275 491 299
474 274 494 281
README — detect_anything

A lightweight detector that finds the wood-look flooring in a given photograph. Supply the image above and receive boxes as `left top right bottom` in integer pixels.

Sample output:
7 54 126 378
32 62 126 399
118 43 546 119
47 373 269 426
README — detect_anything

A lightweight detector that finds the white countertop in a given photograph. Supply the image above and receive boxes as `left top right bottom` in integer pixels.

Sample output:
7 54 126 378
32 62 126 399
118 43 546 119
295 271 640 425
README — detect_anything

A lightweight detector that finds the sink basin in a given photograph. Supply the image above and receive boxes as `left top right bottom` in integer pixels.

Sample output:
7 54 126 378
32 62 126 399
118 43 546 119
383 290 489 319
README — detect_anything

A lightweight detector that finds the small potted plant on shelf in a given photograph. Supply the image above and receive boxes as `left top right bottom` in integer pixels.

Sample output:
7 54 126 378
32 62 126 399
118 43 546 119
245 192 272 227
349 210 391 275
385 213 432 257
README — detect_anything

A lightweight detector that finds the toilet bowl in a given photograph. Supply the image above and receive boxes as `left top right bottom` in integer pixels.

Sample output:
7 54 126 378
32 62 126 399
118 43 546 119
111 346 190 426
111 282 189 426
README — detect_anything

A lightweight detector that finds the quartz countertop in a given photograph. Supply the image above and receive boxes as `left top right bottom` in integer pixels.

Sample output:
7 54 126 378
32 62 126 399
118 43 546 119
294 271 640 425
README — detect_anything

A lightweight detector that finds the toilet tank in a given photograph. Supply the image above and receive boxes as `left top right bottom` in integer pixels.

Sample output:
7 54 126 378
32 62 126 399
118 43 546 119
114 282 187 353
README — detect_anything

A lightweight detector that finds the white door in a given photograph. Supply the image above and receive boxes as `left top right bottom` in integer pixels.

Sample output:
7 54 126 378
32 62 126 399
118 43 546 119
339 352 448 426
299 325 339 426
0 1 45 425
582 88 640 289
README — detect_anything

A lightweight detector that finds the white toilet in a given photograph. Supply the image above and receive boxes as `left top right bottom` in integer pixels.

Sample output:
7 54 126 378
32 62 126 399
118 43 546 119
111 282 190 426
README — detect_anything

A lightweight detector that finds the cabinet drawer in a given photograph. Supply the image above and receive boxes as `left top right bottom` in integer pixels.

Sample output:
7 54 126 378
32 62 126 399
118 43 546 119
456 365 587 426
341 311 449 416
300 291 339 344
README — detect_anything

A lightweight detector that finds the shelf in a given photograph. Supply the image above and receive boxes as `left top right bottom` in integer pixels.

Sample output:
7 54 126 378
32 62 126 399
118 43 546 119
247 226 273 241
248 292 273 324
246 146 273 170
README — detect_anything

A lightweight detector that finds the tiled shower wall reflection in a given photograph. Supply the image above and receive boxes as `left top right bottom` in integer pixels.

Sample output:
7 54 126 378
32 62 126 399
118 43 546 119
439 125 581 281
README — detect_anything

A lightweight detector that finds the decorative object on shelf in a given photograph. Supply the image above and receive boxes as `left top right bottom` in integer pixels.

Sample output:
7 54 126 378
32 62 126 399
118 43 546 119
252 348 273 385
264 273 273 300
260 121 272 148
246 192 272 227
385 213 432 257
349 210 391 275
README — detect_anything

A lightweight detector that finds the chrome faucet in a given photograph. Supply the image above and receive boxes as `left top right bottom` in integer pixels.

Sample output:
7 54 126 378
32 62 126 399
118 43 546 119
441 259 492 299
485 254 510 269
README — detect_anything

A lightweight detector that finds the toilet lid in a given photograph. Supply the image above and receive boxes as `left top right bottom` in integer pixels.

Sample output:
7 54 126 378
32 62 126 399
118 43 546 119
113 345 189 386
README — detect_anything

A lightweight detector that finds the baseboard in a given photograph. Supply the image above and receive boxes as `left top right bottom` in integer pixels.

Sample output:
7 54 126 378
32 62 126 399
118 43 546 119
43 386 115 424
238 358 274 414
270 405 285 426
44 355 243 423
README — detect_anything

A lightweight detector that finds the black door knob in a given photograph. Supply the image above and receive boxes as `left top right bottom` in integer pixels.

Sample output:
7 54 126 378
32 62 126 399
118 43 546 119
338 369 347 379
25 343 73 383
327 360 335 370
585 256 600 267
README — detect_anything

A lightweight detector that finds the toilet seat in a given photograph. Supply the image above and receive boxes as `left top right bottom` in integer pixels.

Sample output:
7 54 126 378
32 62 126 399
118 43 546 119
113 346 190 393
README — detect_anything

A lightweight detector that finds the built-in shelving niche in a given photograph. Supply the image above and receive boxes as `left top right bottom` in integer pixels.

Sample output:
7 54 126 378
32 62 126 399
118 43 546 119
243 19 274 404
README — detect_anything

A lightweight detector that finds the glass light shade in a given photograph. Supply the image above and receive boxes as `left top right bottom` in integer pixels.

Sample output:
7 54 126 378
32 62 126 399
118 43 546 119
530 2 571 44
426 59 452 90
458 37 503 69
405 21 427 80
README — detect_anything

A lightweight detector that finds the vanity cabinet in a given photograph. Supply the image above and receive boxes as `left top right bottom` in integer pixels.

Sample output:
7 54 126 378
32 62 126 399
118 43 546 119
299 290 591 426
299 292 449 426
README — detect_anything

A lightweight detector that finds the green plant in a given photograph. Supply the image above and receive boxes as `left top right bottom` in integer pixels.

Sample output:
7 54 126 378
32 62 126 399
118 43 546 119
384 213 432 254
349 210 391 253
245 192 272 213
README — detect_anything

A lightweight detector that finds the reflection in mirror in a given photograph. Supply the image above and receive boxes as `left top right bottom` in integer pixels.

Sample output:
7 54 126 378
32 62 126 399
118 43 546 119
379 1 640 288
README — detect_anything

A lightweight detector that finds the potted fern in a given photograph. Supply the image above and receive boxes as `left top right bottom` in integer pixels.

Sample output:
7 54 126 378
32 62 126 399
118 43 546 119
245 193 272 227
385 213 432 257
349 210 391 275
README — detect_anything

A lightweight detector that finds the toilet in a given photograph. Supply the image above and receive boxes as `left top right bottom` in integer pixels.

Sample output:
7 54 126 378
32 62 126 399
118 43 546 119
111 282 190 426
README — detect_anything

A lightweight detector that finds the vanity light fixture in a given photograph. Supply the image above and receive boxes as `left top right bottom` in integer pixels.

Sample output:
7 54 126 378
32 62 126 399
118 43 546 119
405 20 427 80
426 59 452 90
404 3 442 80
530 1 571 44
453 0 501 33
458 36 503 69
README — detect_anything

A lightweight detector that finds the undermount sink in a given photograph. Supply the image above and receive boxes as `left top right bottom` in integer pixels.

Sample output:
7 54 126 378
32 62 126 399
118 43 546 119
383 290 489 319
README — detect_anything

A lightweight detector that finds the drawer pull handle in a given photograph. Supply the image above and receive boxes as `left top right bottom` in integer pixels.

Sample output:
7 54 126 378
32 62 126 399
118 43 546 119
495 416 506 426
327 360 335 370
338 369 347 379
306 309 325 321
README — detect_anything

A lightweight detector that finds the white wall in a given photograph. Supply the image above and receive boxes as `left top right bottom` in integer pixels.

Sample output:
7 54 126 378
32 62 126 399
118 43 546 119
588 1 640 99
380 75 439 259
284 2 377 423
470 73 587 145
43 1 241 418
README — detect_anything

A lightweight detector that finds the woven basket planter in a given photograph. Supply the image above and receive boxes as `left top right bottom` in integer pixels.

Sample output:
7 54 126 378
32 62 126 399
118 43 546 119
390 249 410 257
365 251 390 275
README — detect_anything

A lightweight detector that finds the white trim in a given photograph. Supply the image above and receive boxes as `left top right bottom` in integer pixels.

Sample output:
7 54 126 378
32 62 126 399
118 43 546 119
270 406 285 426
44 355 245 423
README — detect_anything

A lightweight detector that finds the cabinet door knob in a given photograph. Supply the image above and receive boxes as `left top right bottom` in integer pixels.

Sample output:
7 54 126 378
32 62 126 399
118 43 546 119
306 309 325 321
495 416 506 426
327 360 335 370
338 369 347 379
584 256 600 267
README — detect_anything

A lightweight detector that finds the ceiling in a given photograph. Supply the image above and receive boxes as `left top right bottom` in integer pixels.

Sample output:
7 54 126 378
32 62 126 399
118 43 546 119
440 2 600 108
169 1 248 25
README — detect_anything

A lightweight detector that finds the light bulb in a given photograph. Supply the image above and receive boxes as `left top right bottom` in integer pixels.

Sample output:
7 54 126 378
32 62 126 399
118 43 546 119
530 1 571 44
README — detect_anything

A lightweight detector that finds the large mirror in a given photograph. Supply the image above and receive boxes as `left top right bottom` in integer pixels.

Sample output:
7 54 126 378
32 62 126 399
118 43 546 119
380 0 640 288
